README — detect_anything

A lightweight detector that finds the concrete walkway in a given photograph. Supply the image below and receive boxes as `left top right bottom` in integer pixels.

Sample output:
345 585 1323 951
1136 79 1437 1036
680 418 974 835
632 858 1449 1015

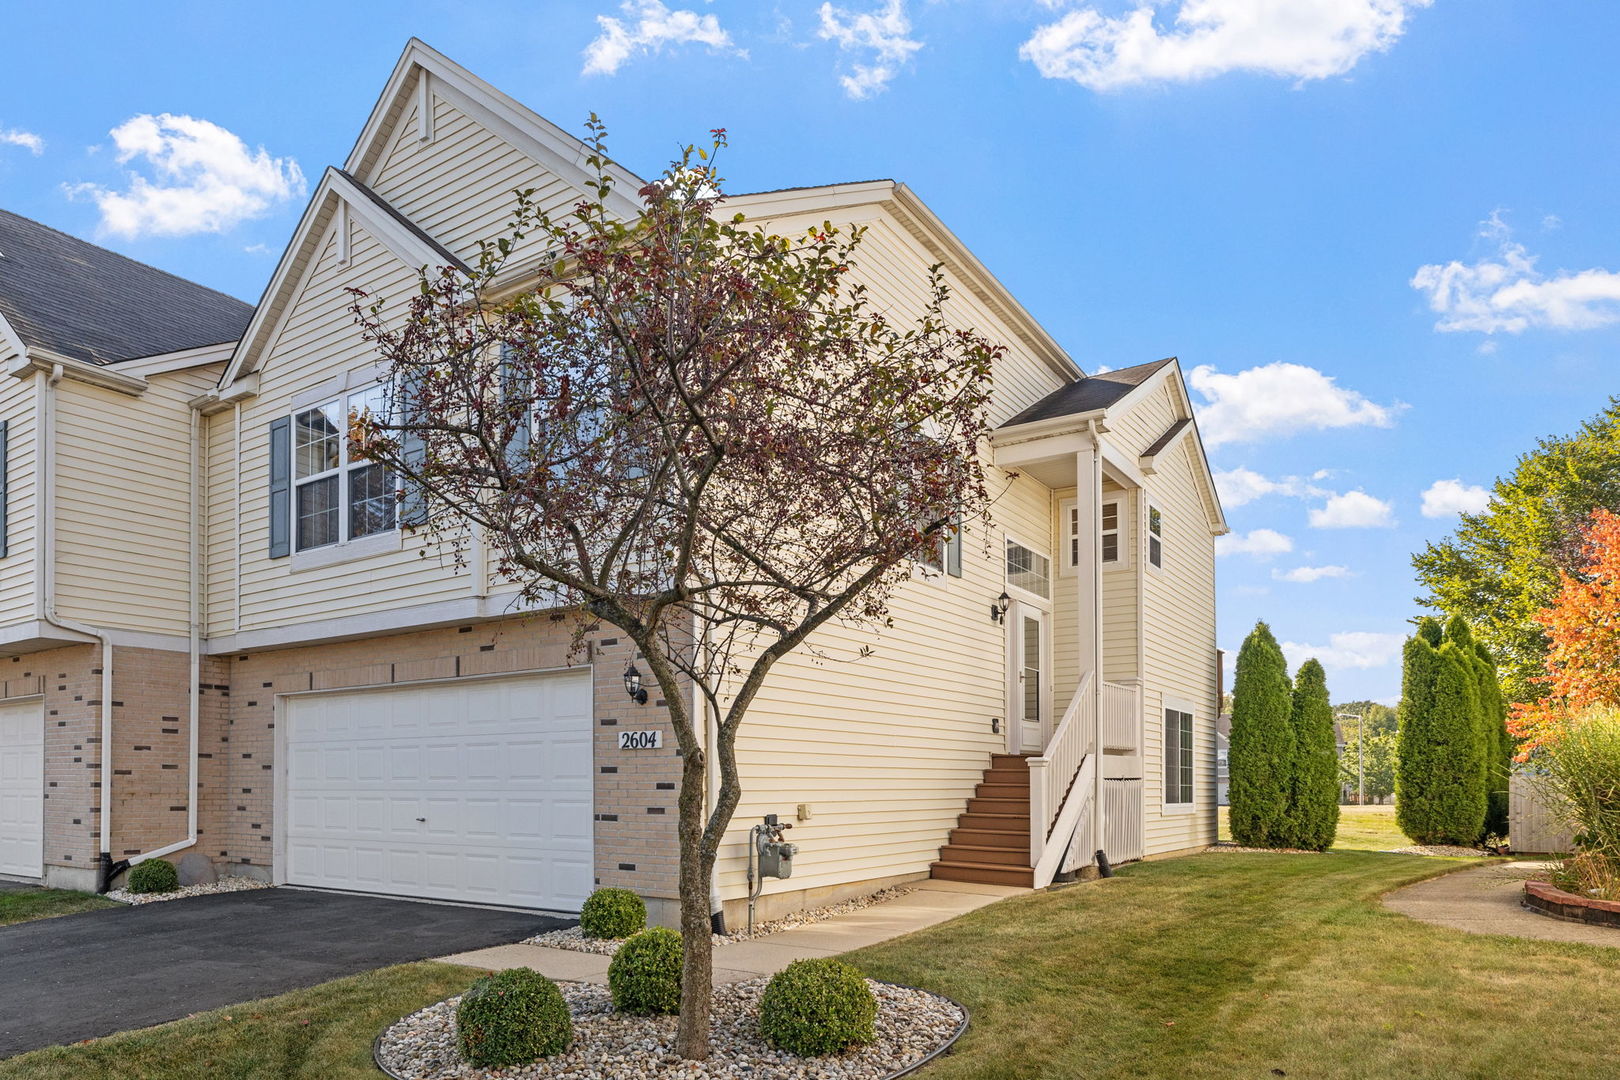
1383 860 1620 948
439 878 1026 982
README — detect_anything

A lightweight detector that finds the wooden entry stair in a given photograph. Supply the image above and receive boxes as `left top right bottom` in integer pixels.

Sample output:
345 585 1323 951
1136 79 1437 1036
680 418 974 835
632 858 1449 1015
930 754 1034 887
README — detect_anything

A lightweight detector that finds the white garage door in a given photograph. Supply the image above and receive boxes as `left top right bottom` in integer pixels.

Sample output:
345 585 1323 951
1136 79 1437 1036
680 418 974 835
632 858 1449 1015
0 698 44 879
283 672 593 911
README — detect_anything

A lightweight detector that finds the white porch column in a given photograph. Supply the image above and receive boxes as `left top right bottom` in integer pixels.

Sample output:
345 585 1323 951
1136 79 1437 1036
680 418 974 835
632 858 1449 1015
1076 428 1105 864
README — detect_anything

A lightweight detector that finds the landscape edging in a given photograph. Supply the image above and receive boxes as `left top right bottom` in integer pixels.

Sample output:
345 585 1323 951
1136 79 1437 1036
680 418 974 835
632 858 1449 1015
1523 880 1620 929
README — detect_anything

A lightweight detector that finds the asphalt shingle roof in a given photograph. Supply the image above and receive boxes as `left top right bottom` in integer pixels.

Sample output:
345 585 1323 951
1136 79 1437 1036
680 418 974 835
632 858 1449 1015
0 209 253 365
998 357 1175 429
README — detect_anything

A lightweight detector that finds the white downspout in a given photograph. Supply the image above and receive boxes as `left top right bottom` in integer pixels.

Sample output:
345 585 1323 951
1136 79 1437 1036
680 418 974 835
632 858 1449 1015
1085 420 1106 867
130 402 202 865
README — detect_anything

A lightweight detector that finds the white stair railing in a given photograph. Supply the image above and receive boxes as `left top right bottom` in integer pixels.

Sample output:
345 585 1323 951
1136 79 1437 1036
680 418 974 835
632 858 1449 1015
1028 671 1096 887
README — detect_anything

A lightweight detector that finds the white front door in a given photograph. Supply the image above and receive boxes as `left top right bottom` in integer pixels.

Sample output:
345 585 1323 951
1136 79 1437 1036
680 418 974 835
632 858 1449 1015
0 698 44 879
1012 606 1050 754
282 671 594 912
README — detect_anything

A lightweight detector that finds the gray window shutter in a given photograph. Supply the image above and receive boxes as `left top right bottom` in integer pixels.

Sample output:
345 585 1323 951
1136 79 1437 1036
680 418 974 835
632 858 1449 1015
398 368 427 527
945 514 962 577
268 416 291 558
0 419 9 559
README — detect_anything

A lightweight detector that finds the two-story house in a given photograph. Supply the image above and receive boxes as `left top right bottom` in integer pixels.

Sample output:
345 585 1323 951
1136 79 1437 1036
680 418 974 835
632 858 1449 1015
0 40 1225 926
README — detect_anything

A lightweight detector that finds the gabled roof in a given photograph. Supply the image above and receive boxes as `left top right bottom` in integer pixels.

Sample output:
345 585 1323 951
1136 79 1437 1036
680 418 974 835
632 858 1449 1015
998 358 1174 429
0 209 251 365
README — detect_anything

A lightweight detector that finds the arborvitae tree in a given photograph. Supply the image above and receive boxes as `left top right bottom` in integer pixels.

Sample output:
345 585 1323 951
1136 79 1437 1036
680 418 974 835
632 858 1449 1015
1473 641 1512 838
1417 616 1443 647
1398 640 1488 844
1442 616 1491 811
1288 658 1340 850
1228 621 1295 847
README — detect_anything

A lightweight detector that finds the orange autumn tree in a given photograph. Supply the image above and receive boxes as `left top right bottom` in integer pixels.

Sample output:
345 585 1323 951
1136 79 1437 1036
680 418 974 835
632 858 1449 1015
1511 508 1620 757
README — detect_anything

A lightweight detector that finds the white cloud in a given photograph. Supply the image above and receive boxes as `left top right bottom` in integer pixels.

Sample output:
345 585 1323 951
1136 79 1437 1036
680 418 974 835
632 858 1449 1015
1 128 43 155
1420 478 1490 518
1019 0 1431 92
1272 564 1351 583
1411 237 1620 335
819 0 922 99
583 0 743 77
67 114 304 239
1215 527 1292 558
1308 489 1394 529
1189 362 1398 447
1212 466 1330 507
1282 631 1406 672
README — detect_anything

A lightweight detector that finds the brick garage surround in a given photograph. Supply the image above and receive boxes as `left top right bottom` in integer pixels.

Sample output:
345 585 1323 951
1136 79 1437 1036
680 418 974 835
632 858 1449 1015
3 644 200 891
206 615 683 911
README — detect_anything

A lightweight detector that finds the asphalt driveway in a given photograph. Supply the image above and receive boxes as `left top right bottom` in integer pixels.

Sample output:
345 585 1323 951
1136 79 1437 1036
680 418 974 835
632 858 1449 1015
0 887 569 1057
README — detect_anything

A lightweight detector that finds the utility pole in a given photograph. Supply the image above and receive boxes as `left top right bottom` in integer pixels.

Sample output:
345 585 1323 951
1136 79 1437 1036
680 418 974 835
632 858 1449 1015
1336 712 1365 805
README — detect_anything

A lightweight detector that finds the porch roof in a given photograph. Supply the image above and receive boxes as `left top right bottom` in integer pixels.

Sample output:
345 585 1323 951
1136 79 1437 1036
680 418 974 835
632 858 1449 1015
998 357 1174 429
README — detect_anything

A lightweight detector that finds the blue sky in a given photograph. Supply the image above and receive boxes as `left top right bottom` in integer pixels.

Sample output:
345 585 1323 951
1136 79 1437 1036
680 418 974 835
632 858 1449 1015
3 1 1618 704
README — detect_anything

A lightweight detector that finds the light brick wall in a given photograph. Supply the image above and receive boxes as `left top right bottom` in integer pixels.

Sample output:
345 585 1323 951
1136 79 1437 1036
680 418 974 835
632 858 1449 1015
204 615 684 902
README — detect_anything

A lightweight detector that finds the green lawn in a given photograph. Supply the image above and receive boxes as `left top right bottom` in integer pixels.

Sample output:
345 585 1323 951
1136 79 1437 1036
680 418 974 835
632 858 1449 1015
0 887 119 926
848 853 1620 1079
0 962 474 1080
1218 802 1414 852
8 854 1619 1079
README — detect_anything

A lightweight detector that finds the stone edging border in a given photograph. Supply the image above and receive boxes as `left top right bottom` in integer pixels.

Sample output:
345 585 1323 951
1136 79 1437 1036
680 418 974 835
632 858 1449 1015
372 981 970 1080
1523 880 1620 929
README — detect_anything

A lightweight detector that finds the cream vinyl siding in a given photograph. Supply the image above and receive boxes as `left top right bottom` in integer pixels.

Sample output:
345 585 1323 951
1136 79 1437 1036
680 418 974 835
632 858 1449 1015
52 366 220 636
367 94 578 264
229 99 610 636
1107 384 1218 855
0 368 38 626
1052 479 1139 707
711 202 1069 900
204 407 238 637
717 466 1052 901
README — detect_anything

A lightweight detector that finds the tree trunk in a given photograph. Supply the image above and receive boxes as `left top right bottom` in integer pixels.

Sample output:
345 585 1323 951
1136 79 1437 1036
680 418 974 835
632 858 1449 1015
674 738 713 1059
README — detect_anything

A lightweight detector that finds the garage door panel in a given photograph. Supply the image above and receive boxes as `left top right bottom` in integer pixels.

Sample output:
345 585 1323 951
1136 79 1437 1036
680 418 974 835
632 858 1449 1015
284 672 594 911
0 701 44 879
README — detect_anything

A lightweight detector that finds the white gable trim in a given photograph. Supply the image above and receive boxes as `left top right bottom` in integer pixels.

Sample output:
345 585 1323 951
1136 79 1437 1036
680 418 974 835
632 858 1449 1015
217 168 464 391
345 39 642 221
0 310 27 361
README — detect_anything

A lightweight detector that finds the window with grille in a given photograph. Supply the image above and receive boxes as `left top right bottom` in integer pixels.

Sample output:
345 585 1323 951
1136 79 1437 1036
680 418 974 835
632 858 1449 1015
1005 538 1050 598
1165 707 1194 804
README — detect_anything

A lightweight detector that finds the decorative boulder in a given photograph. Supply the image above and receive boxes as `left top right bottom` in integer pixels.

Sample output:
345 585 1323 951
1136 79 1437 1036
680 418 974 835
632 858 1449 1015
176 852 218 887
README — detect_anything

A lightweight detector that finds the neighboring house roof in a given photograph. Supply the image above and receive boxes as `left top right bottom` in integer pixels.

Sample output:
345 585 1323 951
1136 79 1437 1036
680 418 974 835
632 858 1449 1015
998 358 1174 429
0 208 252 365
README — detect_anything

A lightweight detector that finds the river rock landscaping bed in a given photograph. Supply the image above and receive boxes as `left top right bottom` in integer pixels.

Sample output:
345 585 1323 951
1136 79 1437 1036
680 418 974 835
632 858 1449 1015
376 977 965 1080
106 876 272 905
526 886 914 955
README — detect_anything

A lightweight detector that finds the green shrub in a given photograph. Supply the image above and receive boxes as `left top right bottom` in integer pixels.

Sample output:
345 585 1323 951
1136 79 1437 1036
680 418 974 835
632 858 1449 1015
1533 706 1620 863
1228 621 1296 848
608 926 682 1015
456 967 572 1067
1287 658 1340 851
759 958 878 1057
1398 640 1487 844
580 887 645 939
126 859 179 895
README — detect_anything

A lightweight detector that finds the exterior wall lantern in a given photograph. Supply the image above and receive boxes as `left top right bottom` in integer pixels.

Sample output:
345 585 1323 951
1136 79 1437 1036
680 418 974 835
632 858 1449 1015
623 663 649 705
990 591 1011 624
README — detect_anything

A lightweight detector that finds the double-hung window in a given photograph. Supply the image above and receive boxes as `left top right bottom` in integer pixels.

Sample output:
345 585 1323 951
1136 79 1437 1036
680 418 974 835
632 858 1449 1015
1165 706 1194 805
1148 504 1165 570
292 385 395 552
1060 498 1123 573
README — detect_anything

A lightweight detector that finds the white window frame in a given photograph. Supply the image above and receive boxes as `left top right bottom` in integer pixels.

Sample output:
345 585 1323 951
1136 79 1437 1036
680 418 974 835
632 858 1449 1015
1003 533 1052 603
288 380 403 569
1162 696 1197 813
1146 501 1165 574
1060 496 1128 576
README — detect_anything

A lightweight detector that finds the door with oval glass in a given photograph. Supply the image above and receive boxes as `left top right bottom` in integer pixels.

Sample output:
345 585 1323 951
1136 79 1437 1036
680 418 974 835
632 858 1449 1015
1010 604 1051 754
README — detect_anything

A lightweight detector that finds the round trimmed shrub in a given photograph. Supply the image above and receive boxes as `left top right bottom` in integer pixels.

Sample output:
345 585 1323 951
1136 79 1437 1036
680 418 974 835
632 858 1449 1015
607 926 682 1015
758 958 878 1057
127 859 180 895
580 887 646 940
456 967 572 1067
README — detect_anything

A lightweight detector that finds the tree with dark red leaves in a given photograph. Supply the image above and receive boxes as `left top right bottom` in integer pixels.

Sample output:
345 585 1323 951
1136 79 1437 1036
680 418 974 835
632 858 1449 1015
348 121 1002 1059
